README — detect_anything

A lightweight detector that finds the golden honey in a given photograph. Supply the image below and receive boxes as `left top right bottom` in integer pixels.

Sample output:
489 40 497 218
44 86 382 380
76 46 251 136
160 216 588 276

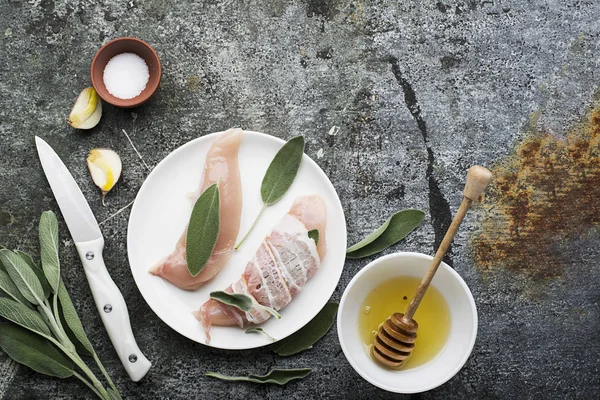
358 276 451 369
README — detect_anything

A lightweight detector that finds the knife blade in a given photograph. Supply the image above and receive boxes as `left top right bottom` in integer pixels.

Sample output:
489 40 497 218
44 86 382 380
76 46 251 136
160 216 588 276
35 136 151 382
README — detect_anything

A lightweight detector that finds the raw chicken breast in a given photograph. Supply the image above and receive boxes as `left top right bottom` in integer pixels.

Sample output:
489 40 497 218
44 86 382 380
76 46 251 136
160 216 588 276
194 195 327 341
149 128 243 290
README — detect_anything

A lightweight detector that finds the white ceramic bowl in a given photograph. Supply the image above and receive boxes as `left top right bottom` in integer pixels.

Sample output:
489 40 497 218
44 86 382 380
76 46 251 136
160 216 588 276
337 252 477 393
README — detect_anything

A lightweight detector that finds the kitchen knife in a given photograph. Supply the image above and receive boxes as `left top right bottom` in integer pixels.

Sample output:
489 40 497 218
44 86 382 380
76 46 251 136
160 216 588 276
35 136 151 382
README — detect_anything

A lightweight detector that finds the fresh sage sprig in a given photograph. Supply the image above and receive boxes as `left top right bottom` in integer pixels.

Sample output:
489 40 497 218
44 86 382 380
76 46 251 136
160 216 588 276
273 302 338 356
210 290 281 319
206 368 312 385
235 136 305 250
0 211 121 400
245 328 277 341
186 183 220 277
346 209 425 258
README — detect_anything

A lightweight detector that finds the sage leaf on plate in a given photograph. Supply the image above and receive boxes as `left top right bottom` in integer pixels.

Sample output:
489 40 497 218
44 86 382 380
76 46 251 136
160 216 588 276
210 291 281 319
0 269 30 305
15 251 51 300
206 368 311 385
0 323 74 378
261 136 305 205
235 136 305 250
57 280 93 355
0 298 52 337
186 183 220 277
346 209 425 259
245 328 277 341
39 211 61 293
210 291 253 311
0 249 44 305
273 302 338 357
307 229 319 245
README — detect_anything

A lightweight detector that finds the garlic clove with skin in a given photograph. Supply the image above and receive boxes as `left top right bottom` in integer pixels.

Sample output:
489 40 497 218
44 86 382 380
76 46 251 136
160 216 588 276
68 87 102 129
87 149 122 205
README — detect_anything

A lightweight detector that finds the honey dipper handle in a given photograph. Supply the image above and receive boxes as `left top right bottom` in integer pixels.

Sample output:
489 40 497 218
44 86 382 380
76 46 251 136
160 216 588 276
402 166 492 322
463 165 494 201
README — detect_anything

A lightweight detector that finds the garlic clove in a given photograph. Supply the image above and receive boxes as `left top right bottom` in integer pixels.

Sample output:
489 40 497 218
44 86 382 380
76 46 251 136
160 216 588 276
68 87 102 129
87 149 122 205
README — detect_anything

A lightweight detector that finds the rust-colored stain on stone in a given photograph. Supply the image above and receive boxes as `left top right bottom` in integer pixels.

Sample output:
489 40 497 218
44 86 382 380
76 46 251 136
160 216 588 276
473 108 600 279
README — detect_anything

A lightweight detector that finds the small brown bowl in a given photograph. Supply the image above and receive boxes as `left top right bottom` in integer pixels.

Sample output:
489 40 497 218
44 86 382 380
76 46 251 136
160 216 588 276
90 37 161 108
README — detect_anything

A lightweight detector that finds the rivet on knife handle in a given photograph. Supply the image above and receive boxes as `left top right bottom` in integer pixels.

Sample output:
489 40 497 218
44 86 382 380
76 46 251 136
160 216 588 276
76 238 151 382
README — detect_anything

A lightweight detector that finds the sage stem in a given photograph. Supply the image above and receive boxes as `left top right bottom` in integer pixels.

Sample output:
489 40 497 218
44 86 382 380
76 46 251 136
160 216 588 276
258 304 281 319
48 337 111 400
51 294 67 344
235 204 267 250
73 371 105 400
93 351 121 397
38 302 75 352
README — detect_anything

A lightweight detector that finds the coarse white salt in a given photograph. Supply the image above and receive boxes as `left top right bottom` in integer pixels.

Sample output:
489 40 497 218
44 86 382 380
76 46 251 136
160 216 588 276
103 52 150 100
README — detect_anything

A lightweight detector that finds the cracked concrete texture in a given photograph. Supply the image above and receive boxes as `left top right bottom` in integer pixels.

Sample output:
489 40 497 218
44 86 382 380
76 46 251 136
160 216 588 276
1 0 599 398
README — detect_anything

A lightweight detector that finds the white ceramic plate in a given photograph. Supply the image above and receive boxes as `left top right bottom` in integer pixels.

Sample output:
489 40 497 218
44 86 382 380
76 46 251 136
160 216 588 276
127 130 347 349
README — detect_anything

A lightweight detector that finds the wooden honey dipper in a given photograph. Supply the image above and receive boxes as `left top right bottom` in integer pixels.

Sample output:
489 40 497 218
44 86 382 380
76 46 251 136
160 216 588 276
372 166 493 368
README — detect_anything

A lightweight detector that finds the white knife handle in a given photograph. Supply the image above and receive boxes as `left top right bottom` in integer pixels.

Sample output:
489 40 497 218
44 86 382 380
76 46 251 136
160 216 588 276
75 238 151 382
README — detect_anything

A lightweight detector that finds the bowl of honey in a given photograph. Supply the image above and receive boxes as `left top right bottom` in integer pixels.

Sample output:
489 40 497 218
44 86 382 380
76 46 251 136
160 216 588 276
337 252 477 393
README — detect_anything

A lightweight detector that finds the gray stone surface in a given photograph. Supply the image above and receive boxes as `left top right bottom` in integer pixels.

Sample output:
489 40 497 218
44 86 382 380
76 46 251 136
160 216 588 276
1 0 599 399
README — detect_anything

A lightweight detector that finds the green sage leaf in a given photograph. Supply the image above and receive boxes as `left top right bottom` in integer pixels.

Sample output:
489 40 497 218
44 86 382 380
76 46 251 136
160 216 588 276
186 183 220 277
210 291 280 319
0 322 73 378
261 136 305 205
0 249 44 305
346 209 425 258
235 136 305 250
245 328 277 341
15 251 50 299
210 291 253 312
39 211 61 293
0 269 30 305
206 368 311 385
273 302 338 356
0 298 52 337
307 229 319 245
57 280 93 355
